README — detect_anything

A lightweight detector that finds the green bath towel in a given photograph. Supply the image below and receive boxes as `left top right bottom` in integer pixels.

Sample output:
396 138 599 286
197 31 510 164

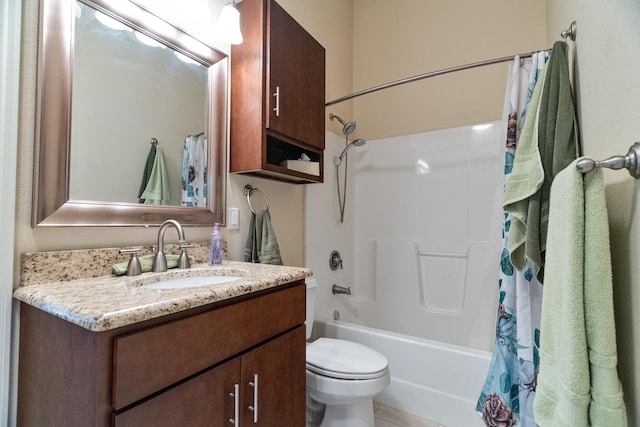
533 160 627 426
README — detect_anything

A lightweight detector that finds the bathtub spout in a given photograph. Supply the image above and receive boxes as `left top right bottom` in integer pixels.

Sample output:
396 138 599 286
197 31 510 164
332 284 351 295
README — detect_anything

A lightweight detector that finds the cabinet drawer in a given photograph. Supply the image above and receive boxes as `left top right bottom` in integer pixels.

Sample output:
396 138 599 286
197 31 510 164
112 282 304 410
113 358 240 427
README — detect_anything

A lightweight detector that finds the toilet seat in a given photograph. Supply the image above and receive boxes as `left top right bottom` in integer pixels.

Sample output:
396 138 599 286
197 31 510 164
306 338 388 380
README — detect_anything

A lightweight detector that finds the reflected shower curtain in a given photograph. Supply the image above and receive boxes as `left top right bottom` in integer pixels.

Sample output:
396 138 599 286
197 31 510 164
477 52 548 427
181 134 207 207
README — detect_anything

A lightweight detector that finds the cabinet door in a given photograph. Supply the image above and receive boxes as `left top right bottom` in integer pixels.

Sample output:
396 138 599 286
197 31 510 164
241 326 306 426
113 358 241 427
268 0 325 149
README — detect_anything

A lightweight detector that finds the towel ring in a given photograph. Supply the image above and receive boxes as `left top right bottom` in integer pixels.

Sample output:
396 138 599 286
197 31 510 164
244 185 269 213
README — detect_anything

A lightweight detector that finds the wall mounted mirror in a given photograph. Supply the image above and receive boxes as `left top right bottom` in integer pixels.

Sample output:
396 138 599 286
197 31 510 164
33 0 228 227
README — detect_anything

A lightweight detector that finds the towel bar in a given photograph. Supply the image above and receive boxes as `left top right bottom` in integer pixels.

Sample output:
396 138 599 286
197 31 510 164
244 185 269 213
576 142 640 178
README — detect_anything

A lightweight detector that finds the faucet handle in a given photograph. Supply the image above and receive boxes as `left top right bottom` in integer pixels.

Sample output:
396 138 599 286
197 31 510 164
119 247 142 276
178 243 195 269
329 250 343 270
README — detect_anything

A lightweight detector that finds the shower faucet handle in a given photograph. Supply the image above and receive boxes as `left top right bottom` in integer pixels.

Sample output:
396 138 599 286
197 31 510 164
329 250 343 270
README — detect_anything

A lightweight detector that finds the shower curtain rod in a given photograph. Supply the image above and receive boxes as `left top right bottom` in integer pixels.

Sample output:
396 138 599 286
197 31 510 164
325 21 577 107
325 51 539 107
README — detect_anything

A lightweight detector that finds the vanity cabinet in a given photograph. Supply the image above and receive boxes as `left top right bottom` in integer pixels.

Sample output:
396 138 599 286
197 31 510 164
17 282 306 426
230 0 326 183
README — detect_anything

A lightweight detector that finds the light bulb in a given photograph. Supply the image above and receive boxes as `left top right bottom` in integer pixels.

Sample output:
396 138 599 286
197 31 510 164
214 2 243 45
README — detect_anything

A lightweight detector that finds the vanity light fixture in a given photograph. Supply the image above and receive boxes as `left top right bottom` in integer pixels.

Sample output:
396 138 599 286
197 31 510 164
214 0 243 45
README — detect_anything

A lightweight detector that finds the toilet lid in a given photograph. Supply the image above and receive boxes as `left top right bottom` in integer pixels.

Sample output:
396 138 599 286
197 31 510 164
306 338 388 380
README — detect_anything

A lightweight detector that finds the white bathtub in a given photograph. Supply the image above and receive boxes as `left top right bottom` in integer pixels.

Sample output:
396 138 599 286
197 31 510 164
313 318 491 427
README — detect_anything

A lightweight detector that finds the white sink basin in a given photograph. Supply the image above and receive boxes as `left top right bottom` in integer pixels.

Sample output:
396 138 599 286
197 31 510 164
141 275 242 290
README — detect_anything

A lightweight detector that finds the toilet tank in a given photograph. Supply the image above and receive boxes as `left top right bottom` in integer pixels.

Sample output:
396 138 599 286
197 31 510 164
305 278 317 339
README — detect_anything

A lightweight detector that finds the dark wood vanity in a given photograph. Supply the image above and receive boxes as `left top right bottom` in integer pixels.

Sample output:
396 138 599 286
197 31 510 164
17 281 306 426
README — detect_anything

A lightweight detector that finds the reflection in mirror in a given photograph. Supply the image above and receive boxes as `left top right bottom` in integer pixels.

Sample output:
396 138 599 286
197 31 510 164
71 2 209 206
33 0 228 226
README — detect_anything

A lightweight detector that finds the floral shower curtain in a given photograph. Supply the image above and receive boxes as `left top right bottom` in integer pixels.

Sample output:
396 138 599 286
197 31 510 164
477 52 549 427
181 134 207 207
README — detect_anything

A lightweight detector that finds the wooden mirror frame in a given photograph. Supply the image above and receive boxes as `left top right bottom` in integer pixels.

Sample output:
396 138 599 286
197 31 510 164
33 0 229 227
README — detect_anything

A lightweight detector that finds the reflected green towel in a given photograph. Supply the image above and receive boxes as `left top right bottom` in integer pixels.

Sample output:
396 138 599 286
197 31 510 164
140 145 172 205
533 160 627 426
112 254 194 276
243 210 283 265
138 144 156 203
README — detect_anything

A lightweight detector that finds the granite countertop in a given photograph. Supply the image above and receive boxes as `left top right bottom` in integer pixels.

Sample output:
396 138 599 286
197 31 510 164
14 260 313 332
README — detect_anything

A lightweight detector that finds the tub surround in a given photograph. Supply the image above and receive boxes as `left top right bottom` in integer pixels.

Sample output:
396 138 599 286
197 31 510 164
14 246 312 331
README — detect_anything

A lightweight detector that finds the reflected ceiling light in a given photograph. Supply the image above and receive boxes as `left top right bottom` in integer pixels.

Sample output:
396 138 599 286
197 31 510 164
174 51 200 65
95 10 130 31
214 1 243 45
134 31 165 48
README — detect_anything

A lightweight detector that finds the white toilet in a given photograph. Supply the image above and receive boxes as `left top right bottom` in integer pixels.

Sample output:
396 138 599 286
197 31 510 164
305 278 390 427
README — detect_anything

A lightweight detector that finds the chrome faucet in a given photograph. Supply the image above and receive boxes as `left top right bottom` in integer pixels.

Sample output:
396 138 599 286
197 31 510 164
152 219 190 272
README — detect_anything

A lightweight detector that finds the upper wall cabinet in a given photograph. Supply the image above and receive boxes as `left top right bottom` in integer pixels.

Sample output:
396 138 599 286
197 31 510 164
230 0 326 183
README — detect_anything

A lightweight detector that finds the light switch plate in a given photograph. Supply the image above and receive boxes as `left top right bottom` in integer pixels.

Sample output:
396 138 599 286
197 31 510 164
228 207 240 230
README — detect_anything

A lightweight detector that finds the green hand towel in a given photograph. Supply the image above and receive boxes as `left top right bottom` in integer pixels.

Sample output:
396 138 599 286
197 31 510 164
112 254 194 276
533 160 627 426
243 210 283 265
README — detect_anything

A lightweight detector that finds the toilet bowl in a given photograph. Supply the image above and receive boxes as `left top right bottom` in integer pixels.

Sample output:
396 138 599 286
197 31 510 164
305 278 390 427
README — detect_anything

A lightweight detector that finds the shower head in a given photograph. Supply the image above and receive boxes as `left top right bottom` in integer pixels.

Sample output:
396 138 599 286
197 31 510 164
329 113 356 136
334 138 367 166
